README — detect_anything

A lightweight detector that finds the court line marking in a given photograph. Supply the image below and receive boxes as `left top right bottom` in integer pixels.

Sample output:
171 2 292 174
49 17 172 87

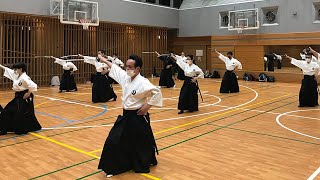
28 87 288 179
36 95 106 110
215 104 320 121
88 93 290 153
29 133 162 180
42 84 258 130
34 101 50 108
308 167 320 180
30 132 100 159
153 94 221 109
153 93 290 135
82 96 297 179
276 109 320 140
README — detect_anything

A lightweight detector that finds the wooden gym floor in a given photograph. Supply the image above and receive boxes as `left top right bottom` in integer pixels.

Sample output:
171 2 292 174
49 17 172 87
0 78 319 180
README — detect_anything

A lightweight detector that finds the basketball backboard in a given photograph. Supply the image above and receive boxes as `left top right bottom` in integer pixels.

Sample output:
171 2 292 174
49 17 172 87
50 0 99 29
228 8 259 33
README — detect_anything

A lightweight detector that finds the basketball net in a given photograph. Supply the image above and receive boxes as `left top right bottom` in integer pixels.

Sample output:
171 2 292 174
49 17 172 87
237 26 244 34
79 19 91 30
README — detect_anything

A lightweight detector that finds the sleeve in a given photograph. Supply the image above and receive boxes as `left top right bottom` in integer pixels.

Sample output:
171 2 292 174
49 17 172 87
107 56 114 62
275 54 282 60
291 58 304 69
83 56 97 65
116 59 124 67
22 76 38 92
144 81 163 107
195 66 204 79
158 54 170 62
236 60 243 69
175 55 187 71
313 56 318 62
3 67 15 81
54 58 65 66
300 53 306 60
218 53 228 63
109 63 128 86
69 63 78 71
314 62 320 70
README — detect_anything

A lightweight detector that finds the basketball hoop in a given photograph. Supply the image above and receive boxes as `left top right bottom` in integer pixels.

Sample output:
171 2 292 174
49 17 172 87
236 26 244 34
79 19 91 30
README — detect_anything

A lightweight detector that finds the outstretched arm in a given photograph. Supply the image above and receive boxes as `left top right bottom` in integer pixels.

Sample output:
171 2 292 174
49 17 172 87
155 51 161 57
98 55 113 68
0 64 5 70
309 47 320 60
214 49 228 63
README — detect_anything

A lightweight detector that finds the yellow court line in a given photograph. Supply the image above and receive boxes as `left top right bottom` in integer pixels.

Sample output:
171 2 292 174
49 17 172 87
141 173 161 180
34 101 50 108
30 94 290 179
88 93 291 153
88 149 103 154
29 132 161 179
154 93 291 135
30 132 100 159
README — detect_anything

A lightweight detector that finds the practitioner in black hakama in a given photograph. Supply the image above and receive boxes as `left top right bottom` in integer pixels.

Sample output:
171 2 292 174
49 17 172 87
0 62 41 135
171 54 204 114
155 51 175 88
285 53 320 107
214 50 242 93
80 50 117 103
52 57 78 92
97 54 163 177
176 52 187 80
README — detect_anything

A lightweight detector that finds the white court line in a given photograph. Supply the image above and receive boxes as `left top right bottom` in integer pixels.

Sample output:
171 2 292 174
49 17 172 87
43 84 258 130
276 109 320 140
149 84 258 123
154 94 222 110
216 105 320 121
308 167 320 180
36 95 106 110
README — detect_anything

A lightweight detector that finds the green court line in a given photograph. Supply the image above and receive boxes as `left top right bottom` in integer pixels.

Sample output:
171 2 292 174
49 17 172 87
206 124 320 146
75 97 298 179
0 92 219 145
23 84 278 179
28 159 96 180
75 170 103 180
158 100 297 152
0 83 273 142
156 95 295 141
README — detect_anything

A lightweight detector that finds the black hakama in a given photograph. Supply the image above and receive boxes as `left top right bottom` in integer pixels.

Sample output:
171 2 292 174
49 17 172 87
60 70 77 92
158 55 175 88
178 77 199 112
159 61 175 88
177 66 186 80
267 54 275 72
277 59 282 69
91 72 117 103
298 75 319 107
0 90 41 135
98 110 158 175
220 70 239 93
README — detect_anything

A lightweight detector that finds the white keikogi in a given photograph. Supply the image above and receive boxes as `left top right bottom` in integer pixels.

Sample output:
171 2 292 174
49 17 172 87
4 67 37 92
175 55 204 78
108 64 162 110
218 53 242 71
54 58 78 71
83 56 109 72
291 58 320 75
